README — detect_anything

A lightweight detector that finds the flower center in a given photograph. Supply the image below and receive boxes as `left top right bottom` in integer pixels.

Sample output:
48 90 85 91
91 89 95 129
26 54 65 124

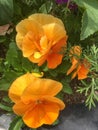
36 100 42 104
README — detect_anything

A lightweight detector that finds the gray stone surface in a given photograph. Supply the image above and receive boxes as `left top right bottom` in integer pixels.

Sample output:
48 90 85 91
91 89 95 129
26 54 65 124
0 114 12 130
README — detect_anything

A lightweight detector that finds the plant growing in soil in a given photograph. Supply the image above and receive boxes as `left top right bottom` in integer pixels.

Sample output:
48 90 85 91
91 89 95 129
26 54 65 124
0 0 98 130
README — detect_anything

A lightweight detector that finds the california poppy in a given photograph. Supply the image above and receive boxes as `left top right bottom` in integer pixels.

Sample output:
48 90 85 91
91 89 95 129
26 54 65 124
9 73 65 128
16 13 67 69
67 46 90 80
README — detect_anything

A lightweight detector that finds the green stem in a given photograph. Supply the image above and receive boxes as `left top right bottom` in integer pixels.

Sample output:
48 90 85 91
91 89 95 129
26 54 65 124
66 0 71 8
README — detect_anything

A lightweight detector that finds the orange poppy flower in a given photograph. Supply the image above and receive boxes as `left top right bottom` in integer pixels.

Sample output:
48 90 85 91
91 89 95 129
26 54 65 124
9 73 65 128
67 46 90 80
16 13 67 69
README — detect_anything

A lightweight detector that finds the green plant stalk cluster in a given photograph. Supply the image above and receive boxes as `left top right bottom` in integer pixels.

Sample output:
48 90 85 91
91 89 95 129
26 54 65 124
77 45 98 110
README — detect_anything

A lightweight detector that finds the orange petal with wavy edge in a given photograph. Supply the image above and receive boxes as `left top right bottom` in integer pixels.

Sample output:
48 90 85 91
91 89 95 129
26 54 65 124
22 32 36 57
16 19 43 49
23 104 45 128
42 102 60 125
67 58 78 75
44 96 65 110
29 13 64 27
78 63 89 80
23 102 60 128
16 19 43 37
21 78 62 102
43 23 66 45
47 53 63 69
52 37 67 53
8 73 36 103
13 101 35 116
46 37 67 69
71 64 81 79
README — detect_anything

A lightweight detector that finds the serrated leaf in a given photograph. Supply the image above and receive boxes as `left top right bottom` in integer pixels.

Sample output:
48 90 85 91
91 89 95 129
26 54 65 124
9 116 23 130
0 0 13 25
6 42 18 63
74 0 98 40
6 42 22 70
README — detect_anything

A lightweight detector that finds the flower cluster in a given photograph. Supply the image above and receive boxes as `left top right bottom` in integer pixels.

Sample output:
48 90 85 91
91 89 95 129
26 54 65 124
8 13 90 129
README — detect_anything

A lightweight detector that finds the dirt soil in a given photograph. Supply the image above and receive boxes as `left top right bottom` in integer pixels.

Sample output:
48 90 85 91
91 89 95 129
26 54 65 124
64 78 86 105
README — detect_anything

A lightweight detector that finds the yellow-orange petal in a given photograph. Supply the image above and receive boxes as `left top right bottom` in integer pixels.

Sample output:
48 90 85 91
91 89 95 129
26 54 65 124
16 19 43 49
22 32 37 57
13 101 35 116
23 102 60 128
29 13 64 27
8 73 36 103
16 33 24 49
70 45 82 58
16 19 43 37
44 96 65 110
43 23 66 45
21 78 63 102
42 102 60 125
23 104 45 128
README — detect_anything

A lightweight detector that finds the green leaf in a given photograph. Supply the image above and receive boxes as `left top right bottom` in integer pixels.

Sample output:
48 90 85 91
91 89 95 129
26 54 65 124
61 78 73 94
57 60 71 73
74 0 98 40
2 96 11 103
0 70 22 91
39 1 53 13
0 36 6 43
22 57 33 72
63 83 73 94
6 42 22 70
0 0 13 25
0 79 11 91
4 70 21 82
0 103 12 112
9 116 23 130
6 42 18 62
49 69 58 77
